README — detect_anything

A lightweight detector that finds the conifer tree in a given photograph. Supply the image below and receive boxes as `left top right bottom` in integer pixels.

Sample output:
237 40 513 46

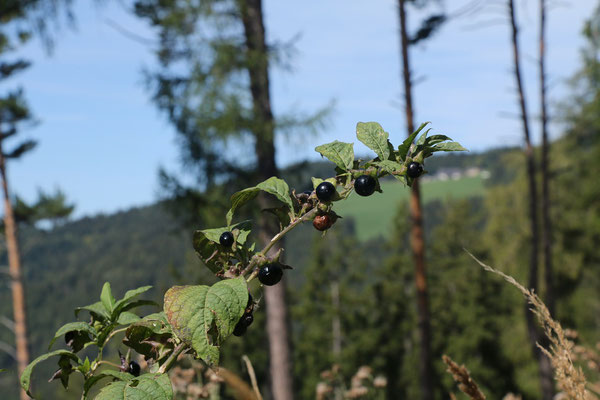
133 1 327 398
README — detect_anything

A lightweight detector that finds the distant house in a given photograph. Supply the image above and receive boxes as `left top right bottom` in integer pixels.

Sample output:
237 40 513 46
423 167 490 182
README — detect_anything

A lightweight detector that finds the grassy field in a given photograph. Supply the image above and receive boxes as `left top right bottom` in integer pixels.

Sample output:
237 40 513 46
335 176 485 241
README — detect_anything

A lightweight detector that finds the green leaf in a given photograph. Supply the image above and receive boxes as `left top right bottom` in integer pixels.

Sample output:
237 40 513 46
432 141 467 152
49 322 97 350
100 283 116 314
263 206 291 228
416 128 431 146
49 354 75 389
112 286 153 319
21 350 80 396
315 140 354 171
84 370 134 399
78 357 91 374
163 277 248 365
123 316 173 362
424 134 451 146
94 373 172 400
356 122 390 160
226 187 260 225
120 300 160 315
256 177 294 212
373 160 404 174
75 301 110 321
117 312 142 325
398 122 429 159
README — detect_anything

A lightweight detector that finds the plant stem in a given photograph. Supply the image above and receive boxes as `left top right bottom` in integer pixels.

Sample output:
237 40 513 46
104 327 128 346
244 207 319 283
158 343 186 374
260 208 318 256
96 360 123 369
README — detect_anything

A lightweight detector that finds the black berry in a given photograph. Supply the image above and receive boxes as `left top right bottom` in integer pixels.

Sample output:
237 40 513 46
354 175 376 197
302 190 313 196
233 320 247 336
258 264 283 286
407 162 423 178
128 361 141 377
315 182 336 202
243 313 254 327
219 231 234 247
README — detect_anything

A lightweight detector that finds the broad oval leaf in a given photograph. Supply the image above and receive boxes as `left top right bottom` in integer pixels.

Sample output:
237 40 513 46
75 301 110 321
117 312 142 325
356 122 390 160
112 285 153 319
49 322 97 350
432 141 467 152
84 370 134 399
94 373 173 400
21 350 80 396
123 313 174 362
315 141 354 171
163 277 248 365
256 176 294 212
100 282 116 314
226 187 260 225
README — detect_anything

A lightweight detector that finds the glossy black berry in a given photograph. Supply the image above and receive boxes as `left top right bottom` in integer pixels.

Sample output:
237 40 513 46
354 175 376 197
233 320 247 336
315 181 336 202
243 313 254 327
128 361 141 377
407 162 424 178
219 231 234 247
258 264 283 286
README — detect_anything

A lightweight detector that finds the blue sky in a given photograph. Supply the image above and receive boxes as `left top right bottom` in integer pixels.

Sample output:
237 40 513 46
7 0 598 217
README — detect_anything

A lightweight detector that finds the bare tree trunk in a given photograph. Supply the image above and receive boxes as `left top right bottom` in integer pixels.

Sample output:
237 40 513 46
331 281 341 358
0 138 30 400
240 1 294 399
538 0 555 317
508 2 553 399
398 2 433 400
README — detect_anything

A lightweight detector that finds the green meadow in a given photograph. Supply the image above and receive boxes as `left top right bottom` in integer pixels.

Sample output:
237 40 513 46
335 176 486 240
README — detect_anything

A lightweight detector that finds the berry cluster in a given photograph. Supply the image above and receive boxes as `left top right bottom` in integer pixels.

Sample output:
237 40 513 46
233 293 255 336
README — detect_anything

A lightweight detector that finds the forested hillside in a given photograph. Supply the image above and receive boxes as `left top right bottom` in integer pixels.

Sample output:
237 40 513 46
0 148 509 398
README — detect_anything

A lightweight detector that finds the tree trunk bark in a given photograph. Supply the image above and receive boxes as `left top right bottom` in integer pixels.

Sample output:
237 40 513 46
0 138 30 400
508 2 553 399
538 0 555 317
240 1 294 399
398 2 434 400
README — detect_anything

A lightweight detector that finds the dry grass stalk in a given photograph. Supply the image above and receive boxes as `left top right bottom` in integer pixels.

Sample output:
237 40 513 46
466 251 593 400
442 355 486 400
242 355 263 400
